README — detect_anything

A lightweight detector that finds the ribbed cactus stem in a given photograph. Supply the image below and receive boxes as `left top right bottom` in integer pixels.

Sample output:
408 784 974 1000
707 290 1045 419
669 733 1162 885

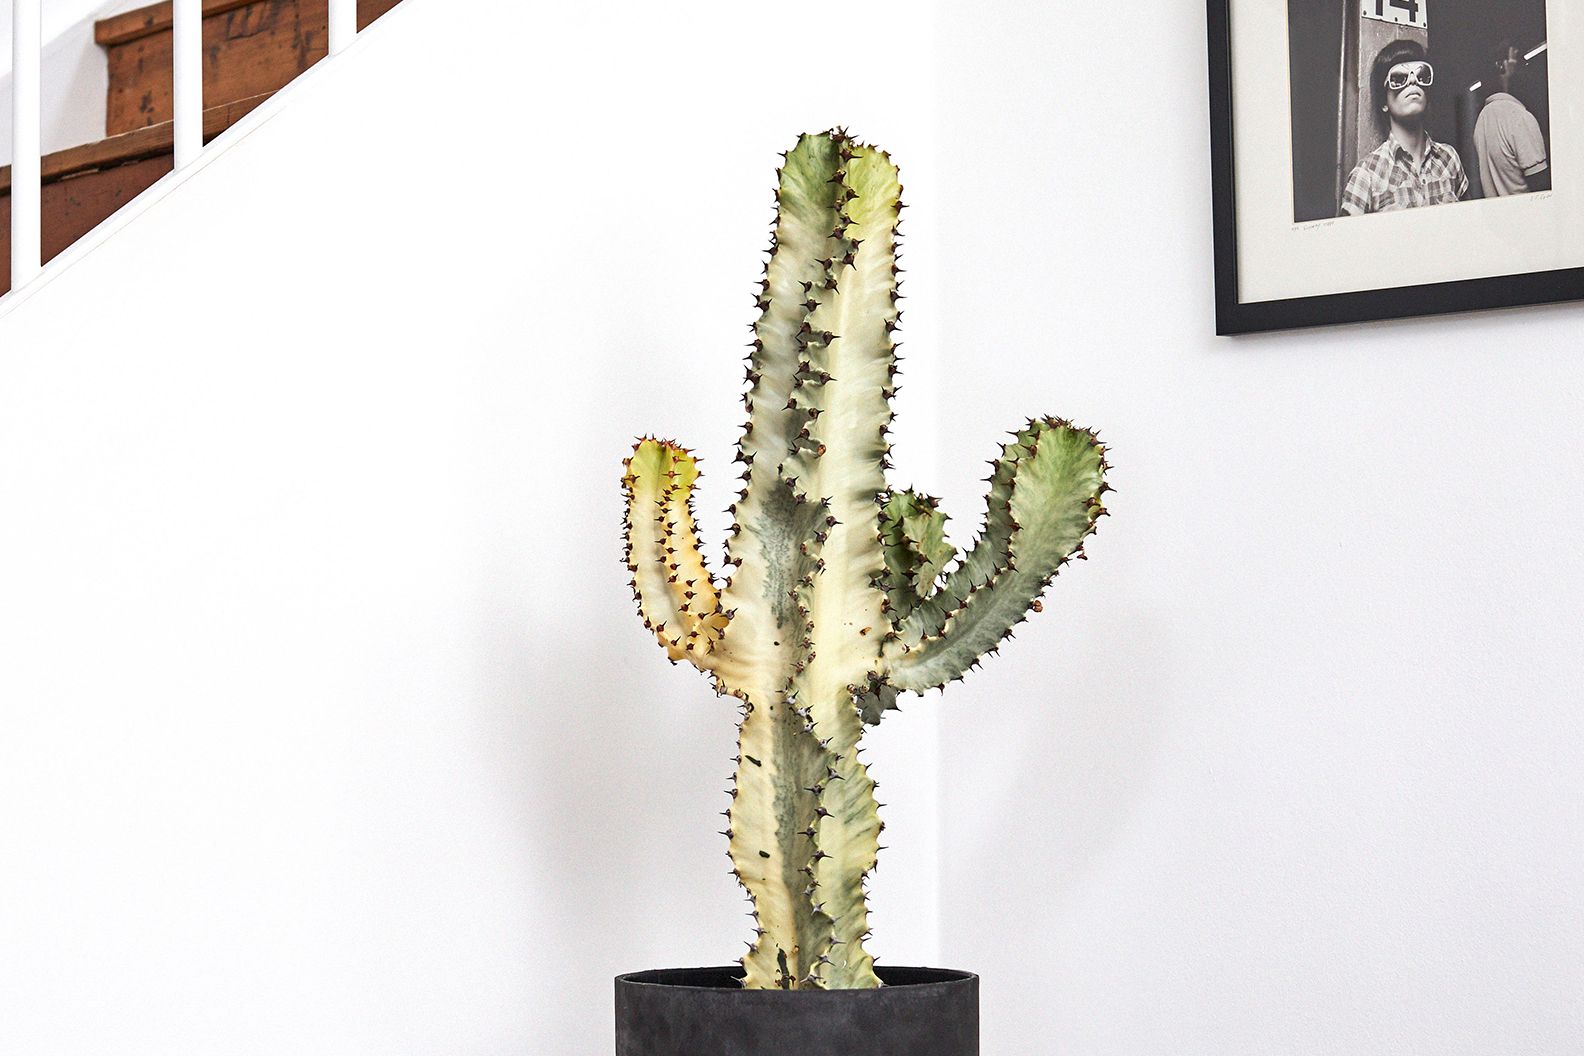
621 130 1110 990
779 139 900 989
724 132 854 989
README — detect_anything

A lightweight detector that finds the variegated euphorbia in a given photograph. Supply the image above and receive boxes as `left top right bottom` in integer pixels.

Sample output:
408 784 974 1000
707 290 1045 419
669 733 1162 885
622 130 1109 990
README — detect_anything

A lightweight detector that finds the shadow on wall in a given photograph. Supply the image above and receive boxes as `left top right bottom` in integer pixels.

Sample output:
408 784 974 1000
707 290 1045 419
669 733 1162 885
467 434 745 1048
942 600 1169 945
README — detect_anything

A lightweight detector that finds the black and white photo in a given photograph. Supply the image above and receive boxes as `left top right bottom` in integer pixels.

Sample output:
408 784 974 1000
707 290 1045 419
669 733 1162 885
1288 0 1552 221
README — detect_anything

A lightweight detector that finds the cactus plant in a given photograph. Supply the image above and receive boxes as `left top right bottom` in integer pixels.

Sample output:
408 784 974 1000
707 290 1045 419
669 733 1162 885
621 130 1109 991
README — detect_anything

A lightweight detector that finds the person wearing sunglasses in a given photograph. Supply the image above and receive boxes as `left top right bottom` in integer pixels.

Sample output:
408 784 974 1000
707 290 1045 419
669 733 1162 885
1341 40 1468 216
1473 41 1550 197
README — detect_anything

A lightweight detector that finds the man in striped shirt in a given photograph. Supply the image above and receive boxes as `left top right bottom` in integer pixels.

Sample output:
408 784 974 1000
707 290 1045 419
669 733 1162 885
1341 39 1468 216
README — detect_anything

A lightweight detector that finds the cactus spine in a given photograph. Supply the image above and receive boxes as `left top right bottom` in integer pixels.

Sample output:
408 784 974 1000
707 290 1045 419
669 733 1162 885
621 130 1109 990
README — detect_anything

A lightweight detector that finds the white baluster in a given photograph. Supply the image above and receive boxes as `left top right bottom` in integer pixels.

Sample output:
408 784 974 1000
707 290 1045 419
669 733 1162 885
172 0 202 168
329 0 357 56
11 0 42 287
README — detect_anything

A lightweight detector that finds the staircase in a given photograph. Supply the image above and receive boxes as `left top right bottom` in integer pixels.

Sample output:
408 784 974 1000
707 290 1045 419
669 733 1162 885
0 0 400 295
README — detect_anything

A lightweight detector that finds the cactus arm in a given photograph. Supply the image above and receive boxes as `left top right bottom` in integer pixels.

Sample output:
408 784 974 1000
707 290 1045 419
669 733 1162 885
622 438 726 667
659 450 732 659
861 490 955 724
879 489 956 622
883 418 1108 693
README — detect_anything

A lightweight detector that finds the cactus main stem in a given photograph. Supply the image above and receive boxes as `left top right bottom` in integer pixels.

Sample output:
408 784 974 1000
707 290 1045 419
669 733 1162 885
729 679 833 989
720 132 856 989
786 140 901 989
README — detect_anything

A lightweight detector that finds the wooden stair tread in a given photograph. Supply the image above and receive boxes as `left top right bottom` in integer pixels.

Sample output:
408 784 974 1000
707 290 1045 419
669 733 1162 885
97 0 396 46
96 0 400 136
0 93 273 195
96 0 261 47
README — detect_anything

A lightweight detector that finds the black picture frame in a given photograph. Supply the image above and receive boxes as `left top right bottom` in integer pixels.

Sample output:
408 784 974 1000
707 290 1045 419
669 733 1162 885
1206 0 1584 335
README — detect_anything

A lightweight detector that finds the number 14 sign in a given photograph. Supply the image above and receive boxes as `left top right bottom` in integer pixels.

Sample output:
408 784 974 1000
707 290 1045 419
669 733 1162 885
1364 0 1428 29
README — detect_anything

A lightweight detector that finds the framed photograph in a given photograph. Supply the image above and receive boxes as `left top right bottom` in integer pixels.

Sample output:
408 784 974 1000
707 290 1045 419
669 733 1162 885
1207 0 1583 333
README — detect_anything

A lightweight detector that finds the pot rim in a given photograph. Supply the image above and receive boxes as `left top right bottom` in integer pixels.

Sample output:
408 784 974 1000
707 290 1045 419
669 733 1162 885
616 965 978 992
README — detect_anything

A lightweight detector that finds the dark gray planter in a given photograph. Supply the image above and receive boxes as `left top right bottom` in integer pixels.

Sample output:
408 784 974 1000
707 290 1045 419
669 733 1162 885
614 965 978 1056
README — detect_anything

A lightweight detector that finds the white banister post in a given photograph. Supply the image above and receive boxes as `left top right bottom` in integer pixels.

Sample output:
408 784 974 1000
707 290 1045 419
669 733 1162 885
172 0 203 168
329 0 356 55
11 0 42 287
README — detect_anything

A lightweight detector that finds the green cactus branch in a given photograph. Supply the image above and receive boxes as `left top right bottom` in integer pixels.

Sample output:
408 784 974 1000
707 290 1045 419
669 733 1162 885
620 129 1109 990
879 489 956 622
884 418 1109 693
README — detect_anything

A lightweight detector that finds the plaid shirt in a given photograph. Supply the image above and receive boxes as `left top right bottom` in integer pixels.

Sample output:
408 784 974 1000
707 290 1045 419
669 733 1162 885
1341 135 1468 216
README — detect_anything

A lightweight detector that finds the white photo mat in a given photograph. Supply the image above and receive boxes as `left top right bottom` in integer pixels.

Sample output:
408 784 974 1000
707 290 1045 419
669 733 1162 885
1230 0 1582 305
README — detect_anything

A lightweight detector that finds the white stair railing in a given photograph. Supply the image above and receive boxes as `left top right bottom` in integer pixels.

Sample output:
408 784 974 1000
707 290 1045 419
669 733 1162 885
330 0 357 56
172 0 203 168
11 0 41 286
8 0 364 295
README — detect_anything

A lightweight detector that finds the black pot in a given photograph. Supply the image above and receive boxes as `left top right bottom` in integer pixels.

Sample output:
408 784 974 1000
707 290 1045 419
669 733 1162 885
614 965 978 1056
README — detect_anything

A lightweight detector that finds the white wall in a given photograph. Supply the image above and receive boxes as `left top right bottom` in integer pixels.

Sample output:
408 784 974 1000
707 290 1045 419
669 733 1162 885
935 2 1584 1054
0 0 132 66
0 0 147 163
0 1 939 1053
2 0 1580 1054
